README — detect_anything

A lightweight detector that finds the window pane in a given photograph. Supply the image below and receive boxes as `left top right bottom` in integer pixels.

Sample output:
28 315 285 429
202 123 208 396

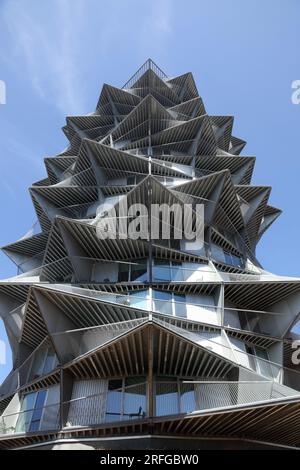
231 254 242 267
224 251 232 265
129 290 149 310
20 392 37 412
127 176 135 185
42 348 57 375
106 380 122 422
153 261 171 281
170 262 183 281
124 383 146 418
29 420 40 432
16 392 37 433
15 410 33 433
153 291 172 316
155 382 179 416
131 263 147 282
174 294 186 318
29 390 47 432
125 376 146 386
118 263 130 282
29 348 47 380
180 384 196 413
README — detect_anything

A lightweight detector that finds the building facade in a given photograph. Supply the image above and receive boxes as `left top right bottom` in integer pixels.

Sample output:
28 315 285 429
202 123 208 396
0 60 300 450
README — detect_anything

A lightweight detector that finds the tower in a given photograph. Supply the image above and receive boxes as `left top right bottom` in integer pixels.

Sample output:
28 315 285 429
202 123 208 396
1 60 300 450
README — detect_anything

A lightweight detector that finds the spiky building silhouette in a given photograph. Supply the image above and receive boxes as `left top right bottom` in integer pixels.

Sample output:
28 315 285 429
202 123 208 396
0 60 300 450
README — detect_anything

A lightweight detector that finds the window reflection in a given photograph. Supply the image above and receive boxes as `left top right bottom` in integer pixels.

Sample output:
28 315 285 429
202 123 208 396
180 383 196 413
106 377 146 421
16 389 49 433
154 290 173 316
155 381 179 416
155 379 200 416
28 345 58 381
106 379 122 422
174 293 186 318
118 260 148 283
153 290 186 318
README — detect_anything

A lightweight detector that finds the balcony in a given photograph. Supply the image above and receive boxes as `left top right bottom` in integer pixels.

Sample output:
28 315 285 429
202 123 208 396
0 378 298 438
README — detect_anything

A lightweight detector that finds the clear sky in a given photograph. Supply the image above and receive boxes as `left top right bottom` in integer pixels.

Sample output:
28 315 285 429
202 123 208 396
0 0 299 383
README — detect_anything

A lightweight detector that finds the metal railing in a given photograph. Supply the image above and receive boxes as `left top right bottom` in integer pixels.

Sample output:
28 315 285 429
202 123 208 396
41 283 285 335
122 59 168 90
1 378 298 436
0 402 60 436
19 253 265 284
155 317 300 388
51 318 148 363
179 380 297 412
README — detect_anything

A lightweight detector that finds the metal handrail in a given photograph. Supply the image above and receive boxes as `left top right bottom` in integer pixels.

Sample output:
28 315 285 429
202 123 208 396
1 378 299 436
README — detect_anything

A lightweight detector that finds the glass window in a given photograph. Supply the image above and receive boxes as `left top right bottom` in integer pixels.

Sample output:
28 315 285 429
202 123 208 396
29 345 58 381
127 176 136 185
42 347 57 375
29 390 47 432
153 290 171 301
153 260 171 281
224 251 233 265
29 348 47 379
255 347 268 361
246 312 261 333
211 244 226 263
173 293 186 318
125 376 146 386
15 392 36 433
106 377 147 421
118 263 130 282
123 383 146 418
231 254 242 268
128 289 149 310
244 344 257 370
155 381 179 416
153 290 173 316
131 262 147 282
255 348 272 378
180 383 196 413
245 344 255 355
170 239 181 250
16 389 47 433
106 379 122 422
170 262 183 281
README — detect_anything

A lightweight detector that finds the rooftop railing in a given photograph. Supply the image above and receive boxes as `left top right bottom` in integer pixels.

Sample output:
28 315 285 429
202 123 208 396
122 59 168 90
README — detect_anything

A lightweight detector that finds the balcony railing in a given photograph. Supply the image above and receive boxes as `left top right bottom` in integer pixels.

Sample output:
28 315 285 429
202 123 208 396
0 402 60 436
155 317 300 388
44 283 284 335
51 318 148 363
0 379 298 437
122 59 168 90
156 380 298 415
0 290 294 401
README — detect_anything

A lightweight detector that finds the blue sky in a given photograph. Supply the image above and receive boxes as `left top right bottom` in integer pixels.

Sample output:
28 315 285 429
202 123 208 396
0 0 299 382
